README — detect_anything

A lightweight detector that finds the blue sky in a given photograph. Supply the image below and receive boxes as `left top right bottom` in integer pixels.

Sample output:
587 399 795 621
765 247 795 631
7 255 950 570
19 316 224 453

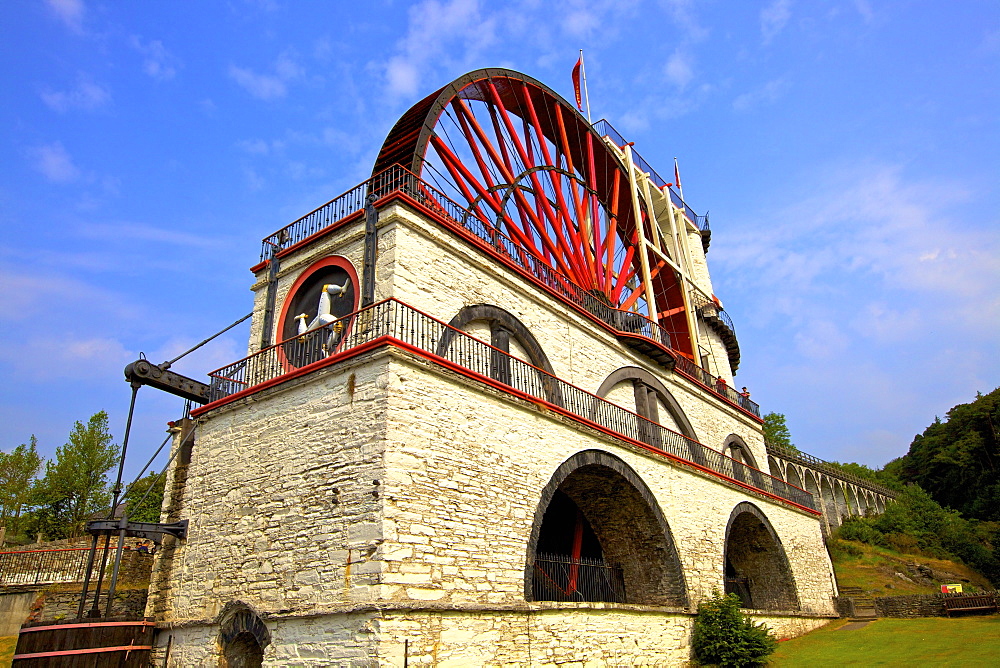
2 0 998 484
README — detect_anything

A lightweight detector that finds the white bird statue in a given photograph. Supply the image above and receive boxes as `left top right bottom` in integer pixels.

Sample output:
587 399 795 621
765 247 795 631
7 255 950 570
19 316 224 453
294 313 310 336
296 280 351 335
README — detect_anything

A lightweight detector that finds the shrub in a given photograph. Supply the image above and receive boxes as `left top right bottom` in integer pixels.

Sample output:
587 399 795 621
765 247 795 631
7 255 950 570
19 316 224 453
692 590 777 667
835 516 886 547
828 537 863 559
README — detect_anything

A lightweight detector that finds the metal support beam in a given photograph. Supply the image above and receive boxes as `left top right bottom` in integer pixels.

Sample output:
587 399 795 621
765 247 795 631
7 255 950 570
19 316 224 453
260 242 282 349
362 193 378 307
124 359 210 404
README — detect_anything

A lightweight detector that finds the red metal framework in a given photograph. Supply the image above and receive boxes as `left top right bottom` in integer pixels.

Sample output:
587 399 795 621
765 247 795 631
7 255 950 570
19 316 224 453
373 69 693 356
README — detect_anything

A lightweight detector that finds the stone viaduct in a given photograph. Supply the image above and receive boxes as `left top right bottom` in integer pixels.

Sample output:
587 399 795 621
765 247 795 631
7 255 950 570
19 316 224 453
767 444 896 536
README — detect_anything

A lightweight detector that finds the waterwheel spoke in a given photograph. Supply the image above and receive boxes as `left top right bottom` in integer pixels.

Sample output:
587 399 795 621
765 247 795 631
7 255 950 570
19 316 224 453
372 70 677 325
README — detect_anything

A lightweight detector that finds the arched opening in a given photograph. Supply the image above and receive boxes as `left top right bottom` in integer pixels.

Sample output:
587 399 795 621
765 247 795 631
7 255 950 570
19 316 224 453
219 603 270 668
846 486 861 518
724 502 800 612
527 450 687 607
596 367 696 440
856 491 869 515
436 304 561 404
834 481 851 522
820 477 839 529
768 456 784 480
785 466 804 491
721 435 764 488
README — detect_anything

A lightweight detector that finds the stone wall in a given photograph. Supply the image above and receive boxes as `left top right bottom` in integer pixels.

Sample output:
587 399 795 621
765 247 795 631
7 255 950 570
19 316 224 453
150 352 391 624
384 204 769 466
874 594 947 618
381 353 836 613
150 199 838 664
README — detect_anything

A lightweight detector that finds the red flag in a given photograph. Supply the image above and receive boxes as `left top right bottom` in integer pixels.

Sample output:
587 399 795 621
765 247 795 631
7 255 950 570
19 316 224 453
571 56 583 111
673 157 683 198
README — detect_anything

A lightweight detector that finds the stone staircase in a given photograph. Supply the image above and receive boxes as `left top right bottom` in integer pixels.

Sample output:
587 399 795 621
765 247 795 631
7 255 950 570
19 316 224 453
839 586 878 619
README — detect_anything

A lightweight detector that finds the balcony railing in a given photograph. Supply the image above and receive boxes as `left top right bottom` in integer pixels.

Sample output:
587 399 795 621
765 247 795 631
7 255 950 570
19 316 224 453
592 119 709 233
257 167 756 420
206 299 811 510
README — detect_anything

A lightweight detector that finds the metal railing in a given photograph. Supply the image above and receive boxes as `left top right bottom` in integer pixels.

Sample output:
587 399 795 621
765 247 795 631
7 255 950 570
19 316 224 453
207 299 810 509
765 443 897 497
532 553 626 603
671 353 759 416
690 292 737 337
592 119 709 233
256 166 754 419
0 547 92 586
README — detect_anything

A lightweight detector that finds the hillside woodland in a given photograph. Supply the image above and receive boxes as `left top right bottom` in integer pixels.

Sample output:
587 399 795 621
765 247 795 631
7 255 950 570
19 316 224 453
831 388 1000 586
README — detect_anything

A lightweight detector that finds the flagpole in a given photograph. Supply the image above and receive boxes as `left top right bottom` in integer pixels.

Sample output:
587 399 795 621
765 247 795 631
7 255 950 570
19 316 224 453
580 49 592 123
673 157 684 201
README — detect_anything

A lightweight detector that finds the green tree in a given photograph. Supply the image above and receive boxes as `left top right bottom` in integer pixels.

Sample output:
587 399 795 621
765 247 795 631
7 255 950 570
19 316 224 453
692 590 777 667
0 436 44 537
124 472 165 523
826 460 903 491
897 387 1000 521
32 412 120 538
762 412 797 453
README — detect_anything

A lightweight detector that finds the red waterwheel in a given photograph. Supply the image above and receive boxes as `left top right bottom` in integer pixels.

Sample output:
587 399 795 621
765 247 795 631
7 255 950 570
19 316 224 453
373 68 691 355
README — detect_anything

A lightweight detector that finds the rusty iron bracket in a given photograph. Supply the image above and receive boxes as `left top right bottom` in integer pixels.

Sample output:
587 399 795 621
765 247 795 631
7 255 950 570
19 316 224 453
86 519 189 542
124 358 210 404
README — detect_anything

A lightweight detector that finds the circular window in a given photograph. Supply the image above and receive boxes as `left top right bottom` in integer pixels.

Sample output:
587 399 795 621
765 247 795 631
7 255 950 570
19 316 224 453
277 256 359 368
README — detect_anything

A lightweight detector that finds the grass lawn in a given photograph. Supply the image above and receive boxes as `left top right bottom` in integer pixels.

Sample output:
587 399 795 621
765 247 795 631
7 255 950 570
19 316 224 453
770 616 1000 666
0 635 15 668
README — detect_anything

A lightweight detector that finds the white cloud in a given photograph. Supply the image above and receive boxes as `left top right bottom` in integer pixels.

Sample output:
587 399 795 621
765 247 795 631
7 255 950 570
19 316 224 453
229 51 303 101
384 0 488 98
130 36 179 81
0 334 132 382
660 0 709 42
853 0 874 24
46 0 85 34
0 269 132 324
664 49 694 89
733 78 788 111
761 0 792 44
77 222 223 249
40 76 110 112
714 162 1000 336
28 142 80 183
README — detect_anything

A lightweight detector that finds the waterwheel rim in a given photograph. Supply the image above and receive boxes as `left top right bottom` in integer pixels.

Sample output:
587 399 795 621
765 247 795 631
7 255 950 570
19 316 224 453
373 68 656 318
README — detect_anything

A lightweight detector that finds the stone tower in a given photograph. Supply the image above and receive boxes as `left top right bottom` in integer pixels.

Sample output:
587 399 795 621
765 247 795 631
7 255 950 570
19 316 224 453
147 69 837 666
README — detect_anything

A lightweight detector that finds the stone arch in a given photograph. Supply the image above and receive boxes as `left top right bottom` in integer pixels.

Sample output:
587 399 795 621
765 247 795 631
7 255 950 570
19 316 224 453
722 434 758 469
218 602 270 668
526 449 688 607
800 470 823 530
785 465 804 491
846 486 861 518
436 304 561 404
724 502 800 612
596 366 697 440
874 495 886 514
722 434 764 487
834 481 851 522
856 490 870 515
820 477 839 529
768 455 784 480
